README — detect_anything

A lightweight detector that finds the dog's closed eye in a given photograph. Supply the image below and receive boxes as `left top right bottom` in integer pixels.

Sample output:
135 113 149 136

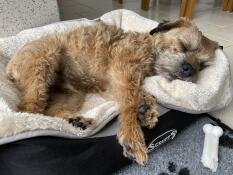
179 40 190 53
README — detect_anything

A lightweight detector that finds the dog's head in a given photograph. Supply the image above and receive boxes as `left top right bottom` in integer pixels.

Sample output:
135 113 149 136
150 18 219 82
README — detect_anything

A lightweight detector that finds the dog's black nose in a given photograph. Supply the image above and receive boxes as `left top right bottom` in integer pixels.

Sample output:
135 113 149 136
180 62 195 77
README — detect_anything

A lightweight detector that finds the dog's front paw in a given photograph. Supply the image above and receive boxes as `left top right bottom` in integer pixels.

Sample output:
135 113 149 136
118 126 148 165
138 99 158 129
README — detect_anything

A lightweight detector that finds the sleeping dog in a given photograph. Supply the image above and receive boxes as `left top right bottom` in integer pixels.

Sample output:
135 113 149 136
7 18 219 165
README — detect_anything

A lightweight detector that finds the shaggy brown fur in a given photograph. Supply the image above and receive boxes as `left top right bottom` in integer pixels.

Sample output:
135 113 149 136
6 18 218 165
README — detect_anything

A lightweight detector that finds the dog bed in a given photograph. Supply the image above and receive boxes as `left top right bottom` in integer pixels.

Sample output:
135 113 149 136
0 9 232 175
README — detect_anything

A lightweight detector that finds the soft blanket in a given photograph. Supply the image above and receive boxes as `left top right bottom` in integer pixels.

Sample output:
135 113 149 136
0 9 232 144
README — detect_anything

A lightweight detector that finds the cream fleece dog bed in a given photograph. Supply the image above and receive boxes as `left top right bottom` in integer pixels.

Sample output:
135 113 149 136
0 9 232 144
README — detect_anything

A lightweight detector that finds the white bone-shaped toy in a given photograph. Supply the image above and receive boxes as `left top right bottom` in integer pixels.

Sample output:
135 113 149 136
201 123 223 172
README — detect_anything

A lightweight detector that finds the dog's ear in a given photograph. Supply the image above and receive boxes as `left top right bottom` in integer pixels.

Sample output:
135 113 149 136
149 20 170 35
149 18 191 35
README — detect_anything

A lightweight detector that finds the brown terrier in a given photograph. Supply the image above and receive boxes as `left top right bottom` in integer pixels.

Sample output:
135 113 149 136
6 18 218 165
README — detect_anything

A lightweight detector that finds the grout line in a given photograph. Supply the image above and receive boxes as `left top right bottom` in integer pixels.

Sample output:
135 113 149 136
204 32 233 44
225 45 233 49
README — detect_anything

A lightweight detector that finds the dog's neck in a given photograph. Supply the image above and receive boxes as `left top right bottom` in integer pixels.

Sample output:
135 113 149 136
110 31 164 77
110 31 162 56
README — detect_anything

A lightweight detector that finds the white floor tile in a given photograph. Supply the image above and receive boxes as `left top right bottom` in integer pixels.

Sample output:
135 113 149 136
205 24 233 43
203 33 233 48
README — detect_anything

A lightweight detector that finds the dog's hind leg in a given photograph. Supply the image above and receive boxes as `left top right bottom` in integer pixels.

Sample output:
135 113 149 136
7 36 63 114
45 90 93 129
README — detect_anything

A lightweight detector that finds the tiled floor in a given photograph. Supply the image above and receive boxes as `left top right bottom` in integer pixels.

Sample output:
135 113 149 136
57 0 233 57
57 0 233 127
